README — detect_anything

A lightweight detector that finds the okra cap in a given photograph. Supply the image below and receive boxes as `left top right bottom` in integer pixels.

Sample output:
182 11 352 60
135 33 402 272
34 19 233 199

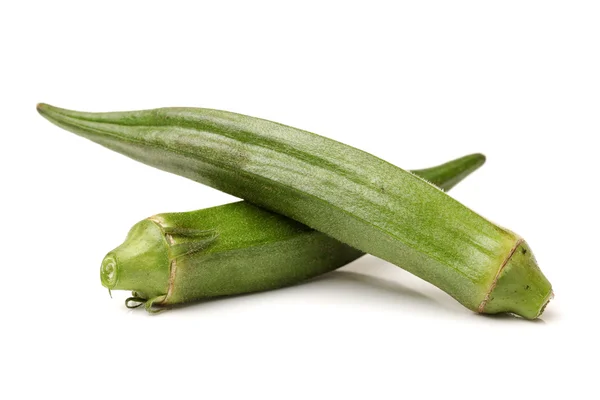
100 219 171 300
479 240 553 319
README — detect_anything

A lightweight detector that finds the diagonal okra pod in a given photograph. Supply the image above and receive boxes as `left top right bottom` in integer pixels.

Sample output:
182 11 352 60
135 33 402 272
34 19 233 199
99 155 484 312
37 104 553 318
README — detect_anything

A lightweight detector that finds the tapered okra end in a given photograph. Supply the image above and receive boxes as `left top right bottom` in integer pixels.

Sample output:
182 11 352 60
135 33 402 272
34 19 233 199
412 153 486 192
480 240 553 320
100 220 171 300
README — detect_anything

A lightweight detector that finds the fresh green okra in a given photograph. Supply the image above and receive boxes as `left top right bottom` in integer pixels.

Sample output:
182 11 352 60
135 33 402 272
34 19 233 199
37 104 553 318
101 155 484 311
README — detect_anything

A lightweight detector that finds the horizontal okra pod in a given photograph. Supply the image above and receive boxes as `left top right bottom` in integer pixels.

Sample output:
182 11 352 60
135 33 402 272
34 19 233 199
38 104 553 318
100 155 484 311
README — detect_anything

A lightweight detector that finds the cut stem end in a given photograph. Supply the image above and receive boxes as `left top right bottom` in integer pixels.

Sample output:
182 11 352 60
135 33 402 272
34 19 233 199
481 240 553 319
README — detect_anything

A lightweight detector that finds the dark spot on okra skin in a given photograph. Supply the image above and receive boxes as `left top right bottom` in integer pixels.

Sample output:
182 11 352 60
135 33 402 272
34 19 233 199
525 285 530 290
521 247 528 255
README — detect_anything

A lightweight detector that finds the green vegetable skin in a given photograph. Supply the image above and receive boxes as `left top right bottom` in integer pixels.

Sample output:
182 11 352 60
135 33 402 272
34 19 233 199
100 155 484 311
37 104 553 318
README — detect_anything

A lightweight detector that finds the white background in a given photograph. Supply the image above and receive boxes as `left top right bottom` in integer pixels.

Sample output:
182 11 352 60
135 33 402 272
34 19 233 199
1 1 598 399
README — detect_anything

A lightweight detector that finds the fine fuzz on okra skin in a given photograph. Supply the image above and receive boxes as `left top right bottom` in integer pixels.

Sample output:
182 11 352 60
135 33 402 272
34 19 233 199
101 155 485 312
37 104 553 319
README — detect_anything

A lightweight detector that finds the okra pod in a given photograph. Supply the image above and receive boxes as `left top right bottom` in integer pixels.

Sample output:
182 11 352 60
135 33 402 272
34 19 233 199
100 155 484 311
37 104 553 318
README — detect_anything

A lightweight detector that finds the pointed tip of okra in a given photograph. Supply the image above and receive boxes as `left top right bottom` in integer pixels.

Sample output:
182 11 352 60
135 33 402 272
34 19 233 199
37 103 70 119
36 103 53 114
480 240 553 320
460 152 486 163
414 153 487 192
470 153 486 166
36 103 55 119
